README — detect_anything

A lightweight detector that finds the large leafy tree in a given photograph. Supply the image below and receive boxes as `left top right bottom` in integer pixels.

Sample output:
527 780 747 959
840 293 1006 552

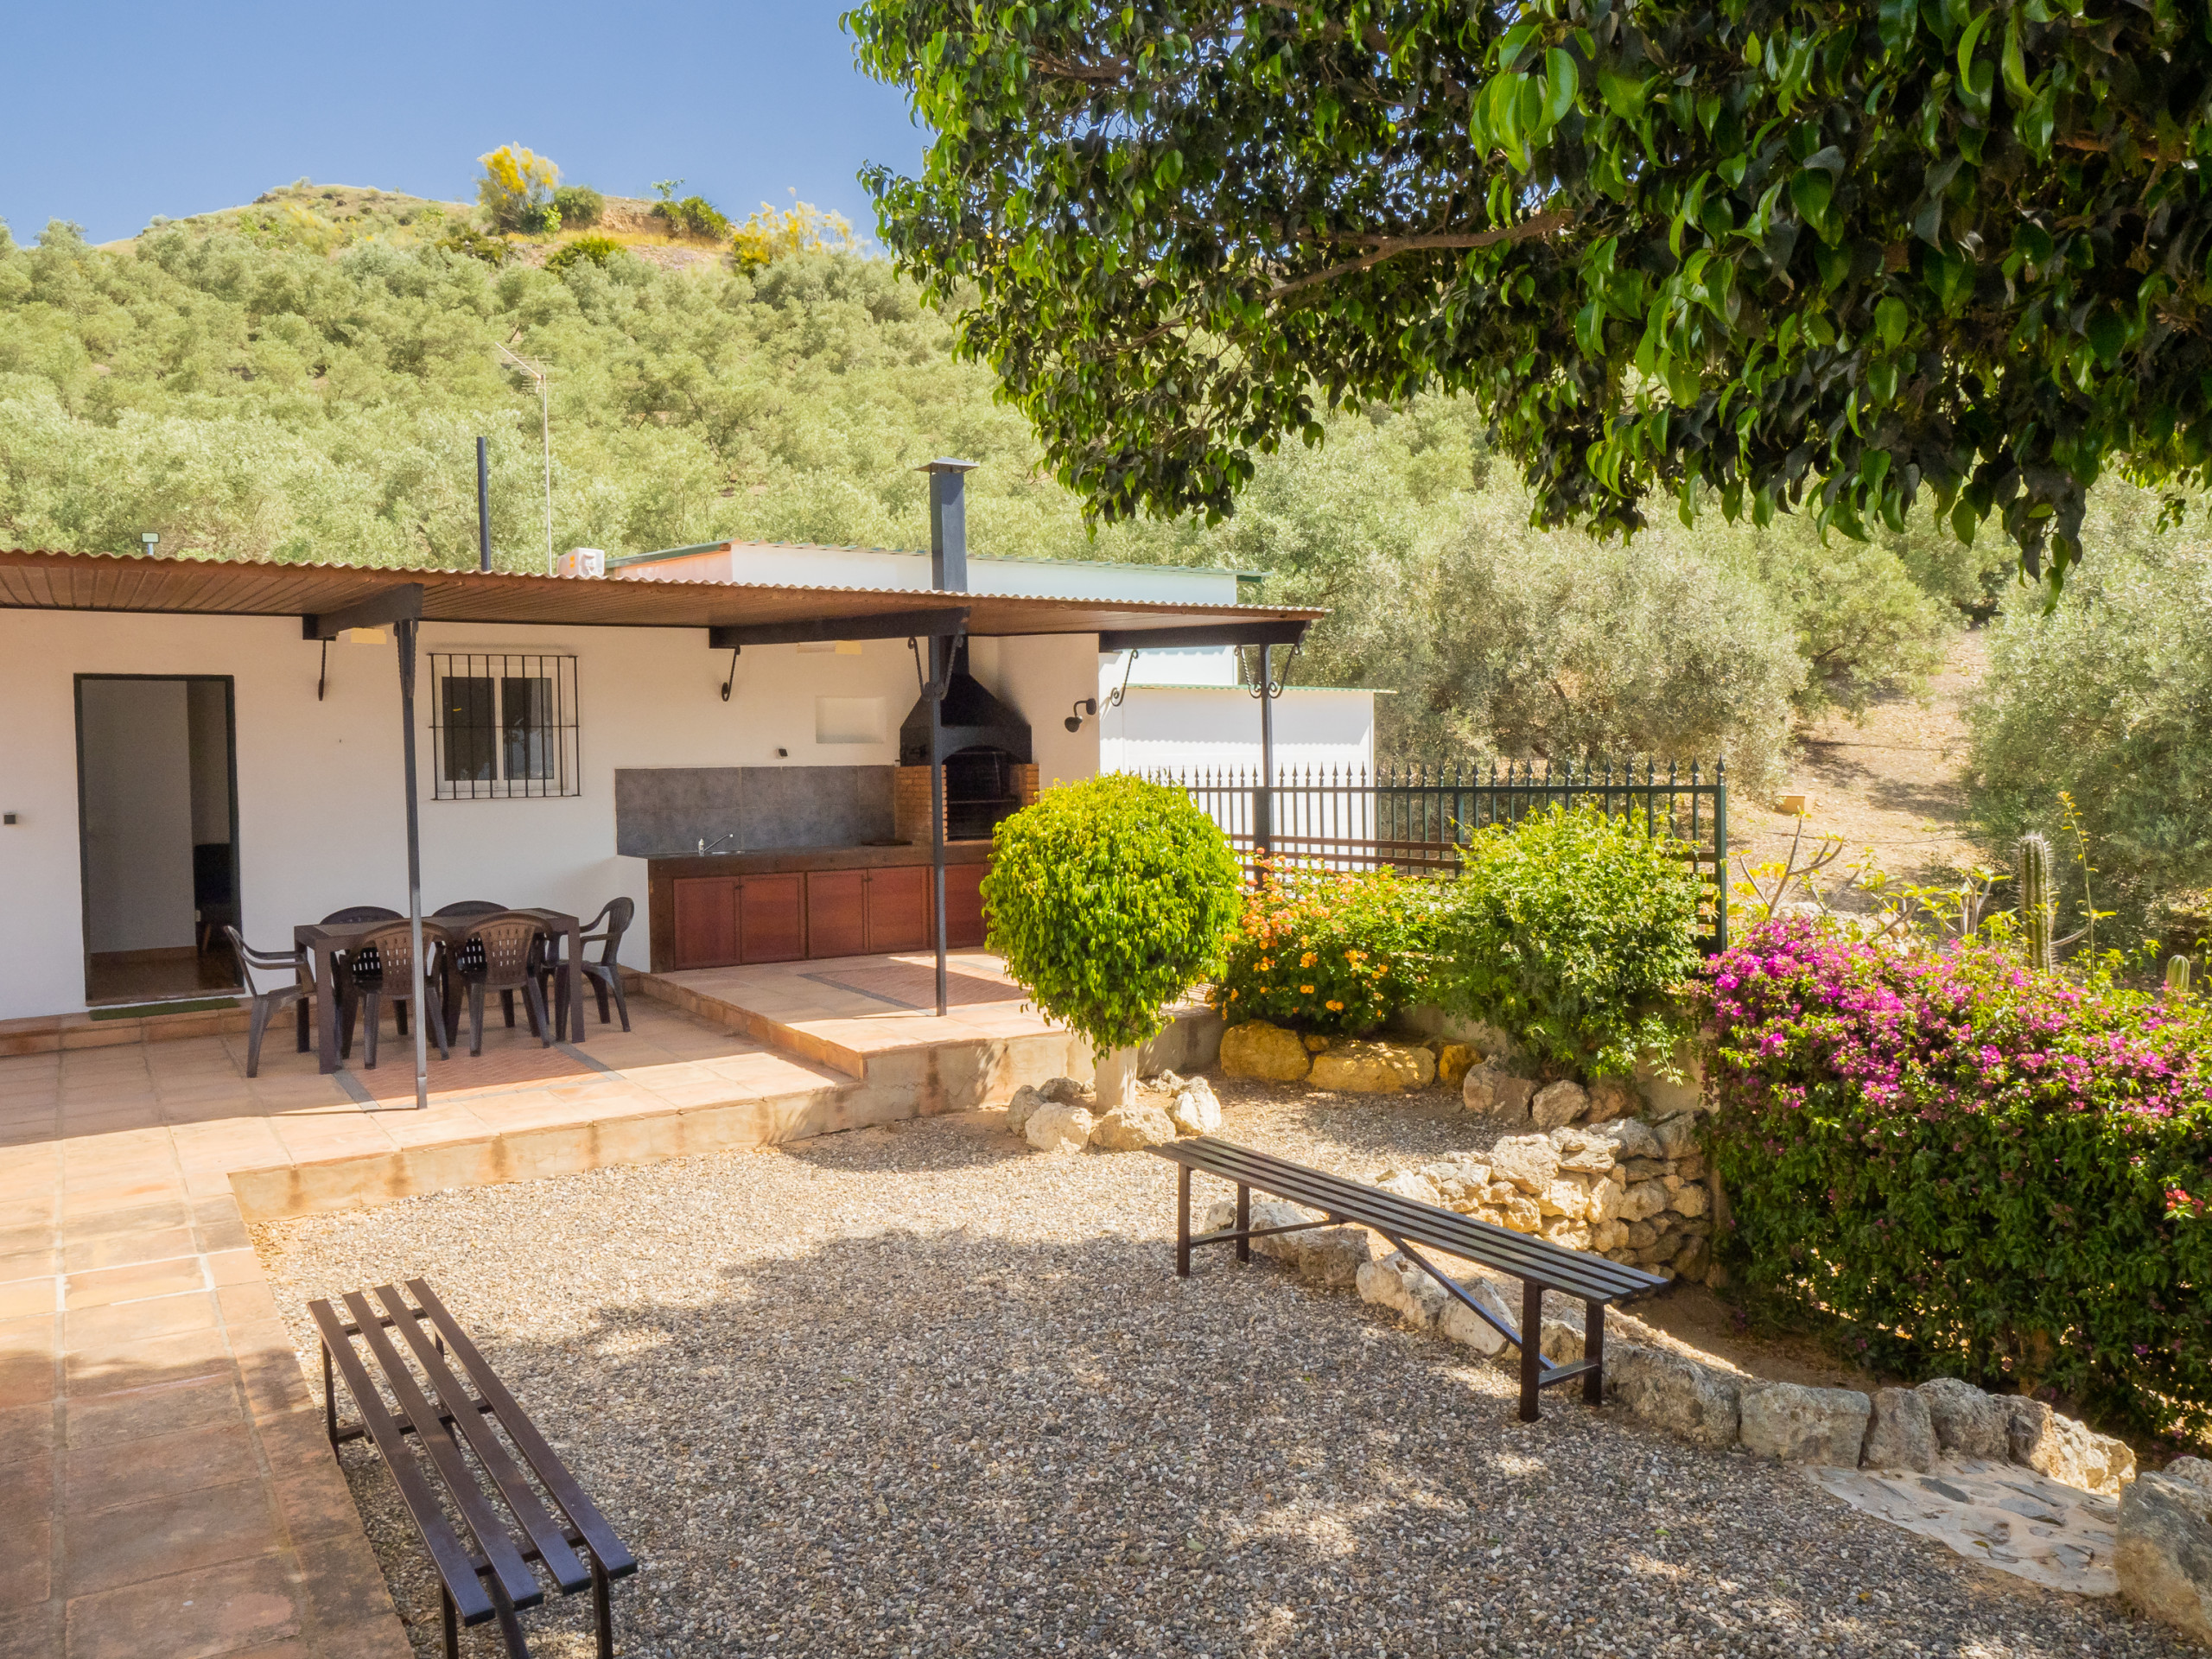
849 0 2212 594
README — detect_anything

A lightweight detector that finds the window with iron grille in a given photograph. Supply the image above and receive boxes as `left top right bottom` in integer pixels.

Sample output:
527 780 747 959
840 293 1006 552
430 653 580 799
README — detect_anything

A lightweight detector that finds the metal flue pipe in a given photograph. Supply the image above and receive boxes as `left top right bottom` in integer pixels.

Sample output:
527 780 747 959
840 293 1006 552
918 457 979 1018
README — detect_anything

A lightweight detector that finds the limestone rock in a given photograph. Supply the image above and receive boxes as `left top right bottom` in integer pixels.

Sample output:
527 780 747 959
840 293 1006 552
1005 1084 1046 1138
1591 1218 1628 1252
2166 1458 2212 1490
1623 1219 1659 1249
1916 1376 2011 1460
2003 1396 2137 1495
1430 1163 1491 1205
1607 1343 1742 1450
1202 1198 1374 1287
1601 1116 1663 1161
1433 1042 1482 1089
1653 1113 1700 1159
1530 1079 1589 1131
1672 1235 1713 1281
1486 1135 1560 1194
1618 1180 1672 1223
1861 1388 1937 1471
1165 1078 1222 1136
1357 1251 1450 1330
1373 1169 1441 1206
1584 1177 1623 1225
1462 1065 1535 1122
1668 1182 1710 1219
2117 1471 2212 1644
1303 1033 1332 1052
1548 1126 1620 1175
1089 1101 1178 1152
1541 1217 1592 1249
1024 1100 1095 1154
1039 1077 1089 1104
1538 1179 1589 1221
1739 1382 1872 1466
1586 1077 1639 1122
1440 1284 1514 1357
1491 1193 1543 1233
1219 1020 1313 1082
1310 1039 1436 1093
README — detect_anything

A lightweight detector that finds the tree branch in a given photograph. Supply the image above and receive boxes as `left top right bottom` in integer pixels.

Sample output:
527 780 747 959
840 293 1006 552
1267 212 1576 302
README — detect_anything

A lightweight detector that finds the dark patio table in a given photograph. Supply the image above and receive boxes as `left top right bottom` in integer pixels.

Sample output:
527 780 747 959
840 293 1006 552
294 910 587 1075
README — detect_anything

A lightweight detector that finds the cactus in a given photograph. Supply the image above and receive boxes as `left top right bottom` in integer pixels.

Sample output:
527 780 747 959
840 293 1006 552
2169 955 2195 1002
2018 832 2056 973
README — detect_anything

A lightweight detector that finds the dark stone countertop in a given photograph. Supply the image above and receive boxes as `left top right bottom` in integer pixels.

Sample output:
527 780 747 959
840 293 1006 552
639 842 994 878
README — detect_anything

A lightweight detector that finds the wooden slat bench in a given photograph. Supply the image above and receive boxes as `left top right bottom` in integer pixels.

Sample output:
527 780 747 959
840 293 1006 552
309 1277 636 1657
1151 1135 1668 1421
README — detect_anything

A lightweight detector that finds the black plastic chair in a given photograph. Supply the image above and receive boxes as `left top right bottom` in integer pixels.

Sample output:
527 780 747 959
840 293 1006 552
338 923 450 1070
224 927 310 1079
454 912 552 1056
543 898 635 1036
432 901 507 1037
314 906 405 1050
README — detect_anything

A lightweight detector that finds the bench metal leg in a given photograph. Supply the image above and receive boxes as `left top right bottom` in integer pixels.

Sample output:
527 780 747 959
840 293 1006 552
1236 1184 1250 1263
1518 1280 1542 1423
1175 1164 1192 1278
592 1550 613 1659
322 1340 339 1450
1584 1299 1606 1407
442 1584 458 1659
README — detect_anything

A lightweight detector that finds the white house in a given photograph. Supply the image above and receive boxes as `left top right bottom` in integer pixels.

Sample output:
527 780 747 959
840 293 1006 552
0 531 1346 1026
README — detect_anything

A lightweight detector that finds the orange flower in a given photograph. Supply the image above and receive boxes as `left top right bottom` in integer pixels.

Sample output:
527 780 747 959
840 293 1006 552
1300 984 1315 995
1325 999 1344 1012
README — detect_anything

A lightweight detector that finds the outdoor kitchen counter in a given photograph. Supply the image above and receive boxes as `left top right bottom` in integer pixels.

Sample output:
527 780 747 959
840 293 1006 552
644 842 992 971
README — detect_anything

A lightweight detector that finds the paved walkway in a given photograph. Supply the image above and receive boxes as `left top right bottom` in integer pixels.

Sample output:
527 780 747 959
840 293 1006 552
0 958 1081 1658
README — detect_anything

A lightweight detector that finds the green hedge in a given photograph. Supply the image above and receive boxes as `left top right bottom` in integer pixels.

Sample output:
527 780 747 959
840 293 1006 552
1704 917 2212 1440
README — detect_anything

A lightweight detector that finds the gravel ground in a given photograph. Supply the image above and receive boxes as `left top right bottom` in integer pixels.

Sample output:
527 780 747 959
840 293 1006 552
254 1084 2192 1659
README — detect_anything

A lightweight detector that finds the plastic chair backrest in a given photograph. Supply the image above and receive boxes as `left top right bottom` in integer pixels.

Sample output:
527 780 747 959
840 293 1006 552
321 906 404 925
431 900 505 918
350 924 429 988
594 897 635 965
223 926 297 999
465 913 544 988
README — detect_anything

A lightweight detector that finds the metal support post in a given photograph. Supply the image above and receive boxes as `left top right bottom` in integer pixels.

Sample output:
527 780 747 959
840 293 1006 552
396 618 429 1111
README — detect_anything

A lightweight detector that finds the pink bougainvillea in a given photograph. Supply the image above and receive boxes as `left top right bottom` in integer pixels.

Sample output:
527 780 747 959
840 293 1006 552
1700 916 2212 1440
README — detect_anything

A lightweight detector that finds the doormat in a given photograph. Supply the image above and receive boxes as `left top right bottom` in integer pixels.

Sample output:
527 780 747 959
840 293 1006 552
802 965 1028 1012
89 997 243 1021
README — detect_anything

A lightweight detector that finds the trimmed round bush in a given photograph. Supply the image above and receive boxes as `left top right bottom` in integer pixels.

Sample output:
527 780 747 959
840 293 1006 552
980 775 1244 1057
546 235 623 276
552 185 604 228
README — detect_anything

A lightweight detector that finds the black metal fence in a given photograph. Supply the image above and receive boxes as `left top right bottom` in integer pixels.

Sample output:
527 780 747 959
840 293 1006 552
1147 758 1728 951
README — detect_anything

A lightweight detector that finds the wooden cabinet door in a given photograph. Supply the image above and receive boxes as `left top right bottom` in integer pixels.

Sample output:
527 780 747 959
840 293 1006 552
944 862 988 950
671 878 738 969
804 870 868 960
738 874 806 963
864 865 931 953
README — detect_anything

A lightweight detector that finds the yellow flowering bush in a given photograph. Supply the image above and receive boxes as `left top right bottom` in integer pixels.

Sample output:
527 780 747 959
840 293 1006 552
1212 861 1441 1035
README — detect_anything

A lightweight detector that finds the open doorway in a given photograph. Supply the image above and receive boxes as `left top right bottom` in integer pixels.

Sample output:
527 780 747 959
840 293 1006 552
75 676 243 1007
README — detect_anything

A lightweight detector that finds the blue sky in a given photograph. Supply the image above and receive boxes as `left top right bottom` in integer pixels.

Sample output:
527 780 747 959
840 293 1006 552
3 1 925 245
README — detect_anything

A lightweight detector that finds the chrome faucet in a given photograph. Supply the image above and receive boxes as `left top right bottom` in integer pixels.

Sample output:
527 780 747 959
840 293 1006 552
696 831 741 855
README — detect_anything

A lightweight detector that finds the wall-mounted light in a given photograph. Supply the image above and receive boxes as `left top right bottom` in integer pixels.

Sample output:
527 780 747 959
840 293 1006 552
141 531 159 556
1065 650 1140 731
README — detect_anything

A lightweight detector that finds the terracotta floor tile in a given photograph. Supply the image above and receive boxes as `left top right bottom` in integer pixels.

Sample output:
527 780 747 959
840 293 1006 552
60 1226 196 1275
64 1324 232 1397
204 1250 262 1289
63 1549 302 1659
0 1602 60 1659
61 1478 280 1599
0 1251 57 1287
0 1316 57 1408
0 1402 55 1465
292 1532 398 1647
0 1454 51 1608
59 1201 194 1245
268 1462 359 1545
66 1259 207 1311
65 1373 245 1450
216 1281 281 1329
64 1420 258 1515
0 1281 55 1323
65 1292 220 1353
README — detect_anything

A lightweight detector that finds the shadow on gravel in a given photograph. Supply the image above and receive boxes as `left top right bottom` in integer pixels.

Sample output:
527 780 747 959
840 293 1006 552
300 1209 2194 1659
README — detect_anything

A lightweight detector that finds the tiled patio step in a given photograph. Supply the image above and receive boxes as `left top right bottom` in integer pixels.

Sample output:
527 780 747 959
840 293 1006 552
0 1001 251 1058
229 1077 855 1221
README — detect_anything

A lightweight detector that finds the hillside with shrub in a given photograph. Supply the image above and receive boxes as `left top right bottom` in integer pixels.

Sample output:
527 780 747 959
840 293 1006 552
3 158 2209 879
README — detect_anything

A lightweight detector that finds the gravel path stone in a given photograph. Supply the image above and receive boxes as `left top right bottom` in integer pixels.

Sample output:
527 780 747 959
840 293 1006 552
253 1087 2194 1658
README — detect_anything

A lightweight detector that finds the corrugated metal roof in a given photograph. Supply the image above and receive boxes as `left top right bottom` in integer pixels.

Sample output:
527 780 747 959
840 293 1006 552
0 550 1320 639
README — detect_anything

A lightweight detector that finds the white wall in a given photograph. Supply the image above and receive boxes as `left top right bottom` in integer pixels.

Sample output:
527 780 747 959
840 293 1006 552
1099 686 1376 779
0 609 1123 1019
77 677 198 955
